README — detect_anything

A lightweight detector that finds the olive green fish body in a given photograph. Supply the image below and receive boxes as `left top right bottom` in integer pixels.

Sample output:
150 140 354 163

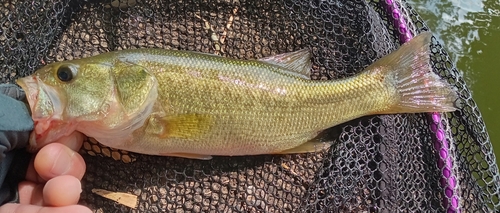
17 32 458 159
99 49 390 156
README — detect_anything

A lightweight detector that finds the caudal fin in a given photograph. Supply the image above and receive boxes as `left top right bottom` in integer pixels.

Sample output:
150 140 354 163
368 32 459 114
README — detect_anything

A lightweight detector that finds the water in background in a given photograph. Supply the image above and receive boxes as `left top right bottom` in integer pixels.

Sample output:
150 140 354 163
408 0 500 168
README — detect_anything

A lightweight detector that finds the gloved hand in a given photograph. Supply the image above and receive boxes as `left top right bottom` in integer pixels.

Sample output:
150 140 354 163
0 84 33 204
0 84 33 160
0 84 91 213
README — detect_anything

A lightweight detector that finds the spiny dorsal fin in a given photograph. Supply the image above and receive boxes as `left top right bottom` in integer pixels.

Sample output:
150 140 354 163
258 49 312 79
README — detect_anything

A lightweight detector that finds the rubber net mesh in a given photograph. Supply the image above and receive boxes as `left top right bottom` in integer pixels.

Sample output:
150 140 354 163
1 0 499 212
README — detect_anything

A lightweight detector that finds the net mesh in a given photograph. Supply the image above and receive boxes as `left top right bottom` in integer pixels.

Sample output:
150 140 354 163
1 0 499 212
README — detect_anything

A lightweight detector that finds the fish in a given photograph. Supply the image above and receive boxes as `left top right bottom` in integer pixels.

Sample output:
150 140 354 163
16 32 458 160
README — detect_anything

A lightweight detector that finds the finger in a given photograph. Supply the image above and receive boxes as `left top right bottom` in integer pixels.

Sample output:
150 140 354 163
43 175 82 206
24 158 41 183
25 131 86 183
18 176 82 206
0 203 92 213
18 181 43 205
34 143 86 181
54 131 85 152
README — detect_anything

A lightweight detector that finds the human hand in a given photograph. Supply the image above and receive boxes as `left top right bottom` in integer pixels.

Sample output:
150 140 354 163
0 131 91 213
0 84 91 212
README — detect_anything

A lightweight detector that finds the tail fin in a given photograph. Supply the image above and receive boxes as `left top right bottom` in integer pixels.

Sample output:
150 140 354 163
368 32 459 114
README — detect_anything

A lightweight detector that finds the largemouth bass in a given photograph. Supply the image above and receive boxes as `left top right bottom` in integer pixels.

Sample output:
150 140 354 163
16 32 457 160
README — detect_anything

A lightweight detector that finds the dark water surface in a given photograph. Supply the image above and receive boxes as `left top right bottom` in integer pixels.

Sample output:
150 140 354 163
409 0 500 168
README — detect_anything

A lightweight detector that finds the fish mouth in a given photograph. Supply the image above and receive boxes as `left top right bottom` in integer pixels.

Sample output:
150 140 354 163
16 76 39 113
16 76 65 150
16 76 40 150
17 75 63 119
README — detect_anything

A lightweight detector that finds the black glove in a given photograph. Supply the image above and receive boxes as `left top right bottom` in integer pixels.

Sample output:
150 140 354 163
0 84 34 205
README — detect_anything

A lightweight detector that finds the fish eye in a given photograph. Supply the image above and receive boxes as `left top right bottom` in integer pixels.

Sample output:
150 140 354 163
56 65 76 82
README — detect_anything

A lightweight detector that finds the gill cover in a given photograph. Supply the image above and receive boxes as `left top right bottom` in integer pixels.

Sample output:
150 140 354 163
17 58 158 149
77 59 158 146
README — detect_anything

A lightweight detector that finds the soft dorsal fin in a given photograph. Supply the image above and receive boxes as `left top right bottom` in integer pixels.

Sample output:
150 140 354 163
258 49 312 79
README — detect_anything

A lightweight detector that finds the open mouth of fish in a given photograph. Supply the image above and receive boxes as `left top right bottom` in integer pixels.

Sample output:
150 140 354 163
17 76 64 150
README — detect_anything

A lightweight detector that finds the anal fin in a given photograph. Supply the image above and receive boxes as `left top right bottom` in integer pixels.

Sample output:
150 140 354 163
276 139 331 154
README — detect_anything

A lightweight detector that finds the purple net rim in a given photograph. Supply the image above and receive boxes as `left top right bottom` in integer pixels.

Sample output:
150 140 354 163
381 0 460 212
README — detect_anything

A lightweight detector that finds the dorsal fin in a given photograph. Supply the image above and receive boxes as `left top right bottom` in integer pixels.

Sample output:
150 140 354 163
258 49 312 79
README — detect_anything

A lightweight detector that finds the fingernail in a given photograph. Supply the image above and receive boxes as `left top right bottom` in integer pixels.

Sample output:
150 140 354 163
50 147 75 175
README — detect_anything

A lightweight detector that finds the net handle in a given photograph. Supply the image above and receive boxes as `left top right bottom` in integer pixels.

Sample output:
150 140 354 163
380 1 460 212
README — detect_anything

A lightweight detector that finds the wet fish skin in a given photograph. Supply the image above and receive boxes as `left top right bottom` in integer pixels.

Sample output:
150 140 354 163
17 32 457 159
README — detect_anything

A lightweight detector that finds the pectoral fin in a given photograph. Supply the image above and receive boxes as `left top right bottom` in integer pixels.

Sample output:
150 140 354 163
276 139 331 154
148 114 212 139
